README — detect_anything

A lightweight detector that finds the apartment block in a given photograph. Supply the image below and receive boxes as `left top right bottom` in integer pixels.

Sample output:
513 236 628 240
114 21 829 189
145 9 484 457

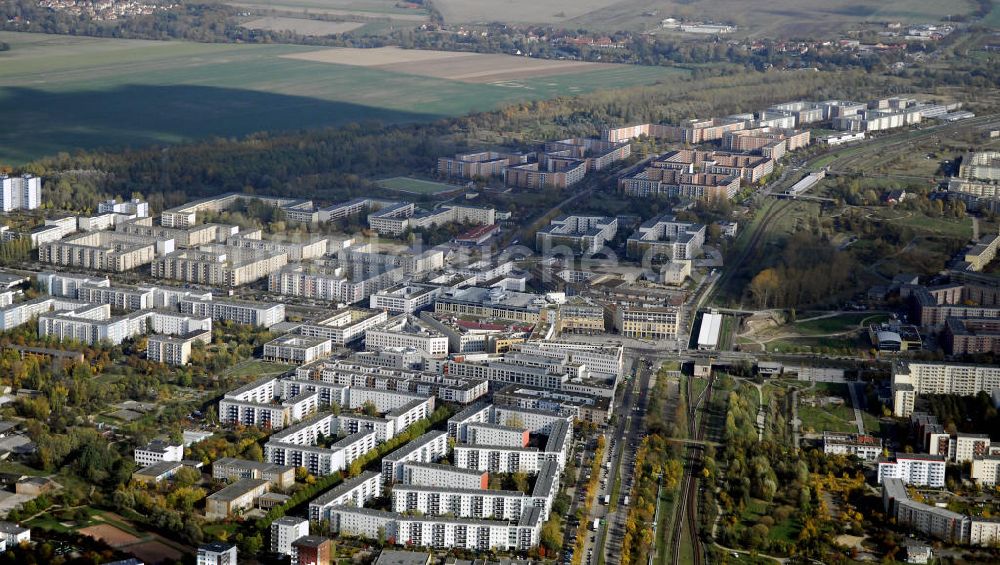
39 231 168 271
381 430 449 484
0 296 85 332
266 418 378 477
401 462 488 490
493 385 612 425
619 167 741 200
892 362 1000 417
369 284 441 315
161 193 312 228
226 233 328 262
467 422 529 448
365 314 449 358
309 471 383 522
536 215 618 254
37 272 109 298
117 217 234 248
153 245 287 287
271 516 309 557
434 286 545 324
626 215 706 260
294 308 388 346
367 202 417 236
39 305 211 346
877 454 946 487
263 335 333 365
269 263 405 305
98 198 149 217
180 298 285 328
438 151 529 180
448 403 492 443
219 377 318 430
0 174 41 211
971 457 1000 486
147 330 212 366
197 542 238 565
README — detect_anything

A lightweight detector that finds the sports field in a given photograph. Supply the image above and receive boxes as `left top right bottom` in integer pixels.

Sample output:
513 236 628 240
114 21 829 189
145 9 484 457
0 32 684 164
376 176 458 194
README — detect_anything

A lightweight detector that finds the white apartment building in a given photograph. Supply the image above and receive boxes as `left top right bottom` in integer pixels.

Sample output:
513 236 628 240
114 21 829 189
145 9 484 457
37 272 110 297
392 485 529 521
180 298 285 328
953 433 991 463
219 377 319 430
453 445 542 474
878 454 946 487
381 431 449 483
309 471 383 522
265 414 378 477
494 406 574 434
294 308 388 346
448 403 492 442
147 330 212 366
512 341 624 380
467 422 528 448
535 215 618 254
197 542 238 565
365 314 449 359
971 456 1000 486
135 439 184 467
271 516 309 557
98 198 150 217
263 335 333 365
370 284 442 314
0 174 41 211
39 305 211 346
892 362 1000 417
401 462 488 490
0 297 84 332
822 432 883 462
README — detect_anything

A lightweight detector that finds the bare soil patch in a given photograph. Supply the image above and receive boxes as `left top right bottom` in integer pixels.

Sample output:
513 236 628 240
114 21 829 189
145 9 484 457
78 524 140 546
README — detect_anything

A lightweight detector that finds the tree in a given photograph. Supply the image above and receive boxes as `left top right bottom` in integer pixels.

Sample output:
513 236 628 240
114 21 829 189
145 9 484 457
173 466 202 488
749 268 780 308
361 401 378 417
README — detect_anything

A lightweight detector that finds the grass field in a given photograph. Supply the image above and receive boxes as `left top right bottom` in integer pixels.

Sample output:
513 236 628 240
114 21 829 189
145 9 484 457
228 0 429 21
221 359 295 378
0 32 685 164
376 176 458 194
240 16 364 35
434 0 977 36
792 313 888 335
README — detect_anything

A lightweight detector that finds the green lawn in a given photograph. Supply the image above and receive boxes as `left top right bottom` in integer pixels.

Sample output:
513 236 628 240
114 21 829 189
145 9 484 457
0 31 685 164
221 359 295 378
376 176 458 195
792 313 888 335
797 405 858 433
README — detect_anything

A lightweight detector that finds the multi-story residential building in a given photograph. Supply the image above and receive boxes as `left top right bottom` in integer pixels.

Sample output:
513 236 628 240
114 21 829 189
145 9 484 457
369 284 442 314
39 231 169 271
293 358 486 404
535 215 617 254
218 377 318 430
437 151 529 180
493 385 612 425
147 330 212 366
269 263 405 305
466 422 529 448
615 306 681 340
943 317 1000 355
365 314 449 358
0 174 41 211
263 335 333 365
265 414 379 477
877 454 946 487
822 432 883 462
959 151 1000 182
392 485 531 521
892 362 1000 417
153 245 287 287
309 471 383 522
271 516 309 557
37 272 110 297
134 439 184 467
953 433 992 463
619 167 741 200
180 298 285 328
116 216 236 248
0 296 85 332
626 215 706 260
206 478 271 520
381 431 449 484
291 535 333 565
39 305 211 346
453 445 543 474
226 233 328 262
366 202 417 235
401 462 488 490
972 456 1000 486
293 308 388 346
448 403 492 443
98 198 150 217
197 542 238 565
212 457 296 489
161 193 311 228
883 478 968 545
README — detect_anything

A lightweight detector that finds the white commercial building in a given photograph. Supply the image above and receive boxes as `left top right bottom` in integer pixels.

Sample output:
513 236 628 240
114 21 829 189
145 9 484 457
135 439 184 467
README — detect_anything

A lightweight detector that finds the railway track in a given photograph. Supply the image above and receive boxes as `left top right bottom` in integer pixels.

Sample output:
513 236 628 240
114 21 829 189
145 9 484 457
667 376 714 565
